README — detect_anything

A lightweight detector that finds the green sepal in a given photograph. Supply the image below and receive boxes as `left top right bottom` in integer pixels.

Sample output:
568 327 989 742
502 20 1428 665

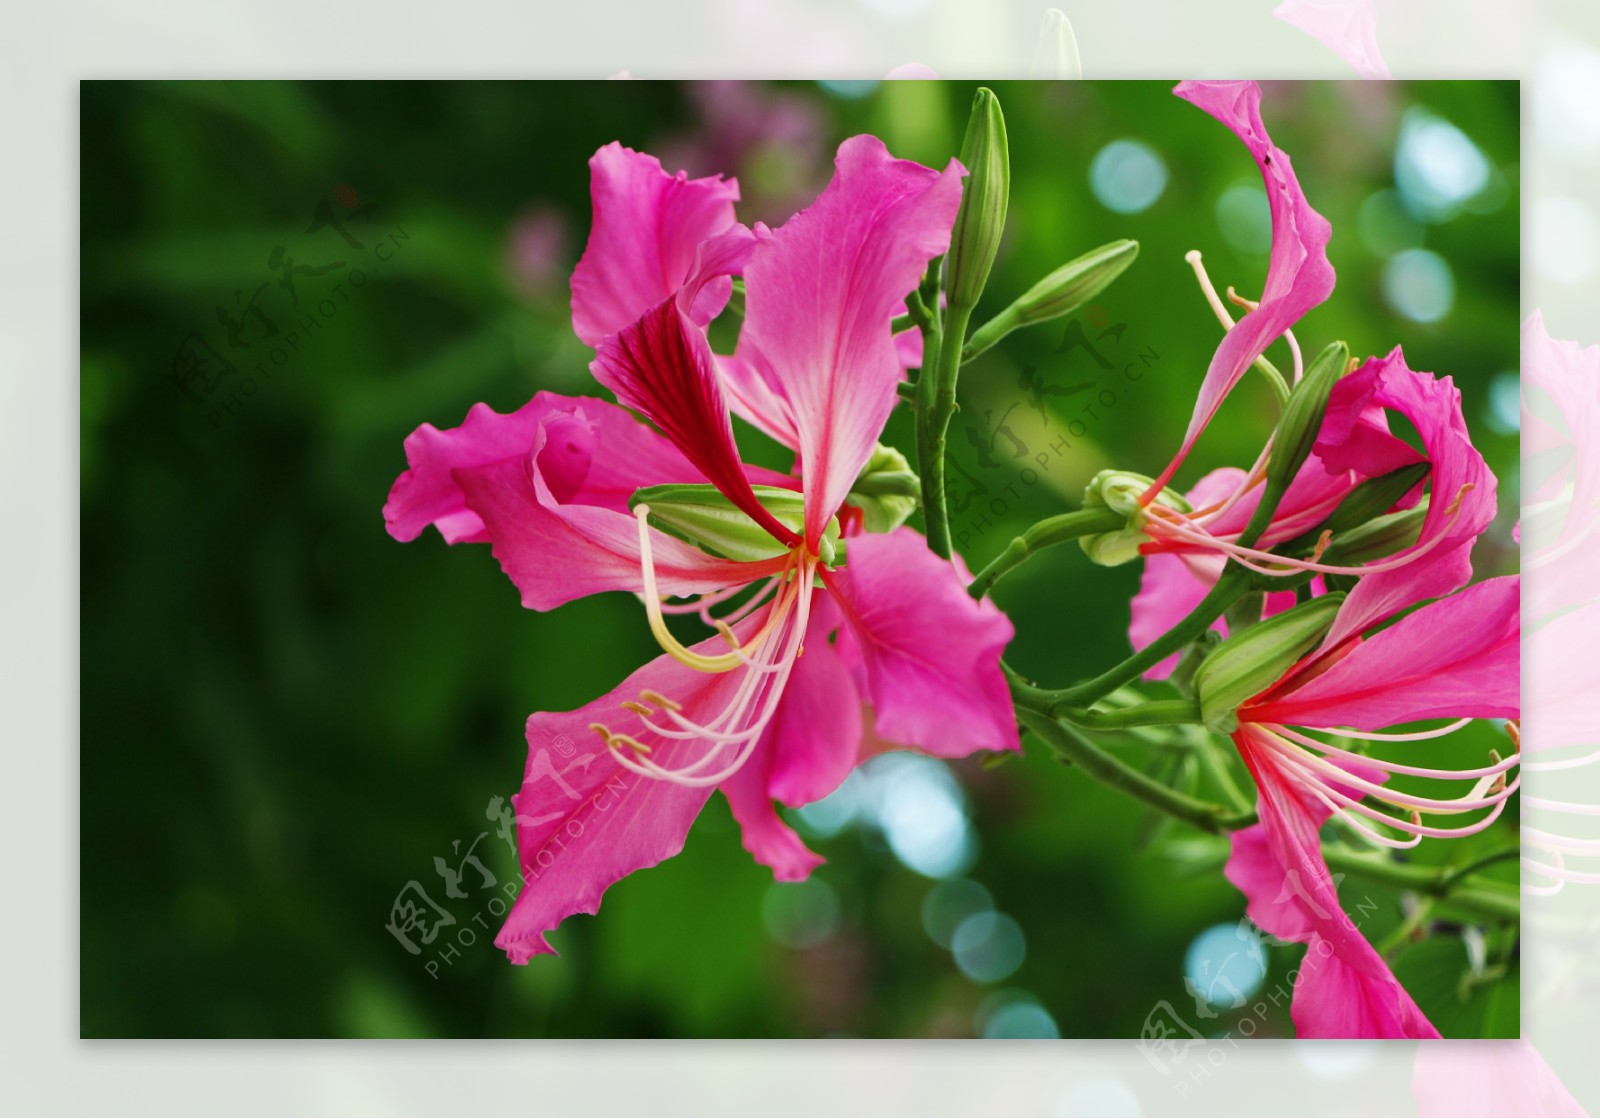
1078 469 1190 567
629 483 843 566
846 443 920 534
1324 462 1431 534
1320 502 1428 567
1265 340 1349 495
1193 593 1345 733
946 87 1009 313
962 239 1139 363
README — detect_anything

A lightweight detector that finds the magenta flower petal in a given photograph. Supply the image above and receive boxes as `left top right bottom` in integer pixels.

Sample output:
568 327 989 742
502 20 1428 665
1316 349 1497 648
592 298 799 546
1150 80 1336 494
494 643 754 962
1274 0 1392 80
1230 739 1440 1038
737 135 964 545
1131 551 1226 680
828 529 1019 757
570 142 740 347
1413 1040 1587 1118
442 396 783 610
1250 575 1520 730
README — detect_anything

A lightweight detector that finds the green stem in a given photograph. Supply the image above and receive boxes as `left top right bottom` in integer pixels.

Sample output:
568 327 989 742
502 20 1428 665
1322 847 1521 923
1016 706 1254 836
1189 729 1253 814
1437 847 1521 894
1061 698 1200 730
916 300 973 560
1031 567 1254 709
968 507 1123 599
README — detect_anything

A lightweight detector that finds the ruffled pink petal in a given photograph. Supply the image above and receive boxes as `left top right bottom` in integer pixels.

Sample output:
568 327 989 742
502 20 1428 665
1274 0 1392 80
1149 81 1336 495
718 595 862 879
592 298 800 546
827 528 1019 757
494 639 753 962
1315 349 1498 648
442 396 783 610
736 135 964 545
1249 575 1520 730
570 143 740 347
1229 733 1440 1038
1413 1040 1587 1118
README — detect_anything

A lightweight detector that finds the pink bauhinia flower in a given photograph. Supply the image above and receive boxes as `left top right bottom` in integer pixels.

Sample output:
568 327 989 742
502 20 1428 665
1122 79 1494 674
1221 570 1520 1038
1131 347 1497 676
385 135 1020 962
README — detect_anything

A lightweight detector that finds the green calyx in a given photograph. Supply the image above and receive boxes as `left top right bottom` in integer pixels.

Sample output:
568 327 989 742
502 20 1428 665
629 483 844 567
846 443 921 534
1192 592 1345 733
1078 469 1190 567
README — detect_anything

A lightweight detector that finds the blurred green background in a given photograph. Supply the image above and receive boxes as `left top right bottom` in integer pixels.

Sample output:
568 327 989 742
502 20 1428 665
80 79 1520 1039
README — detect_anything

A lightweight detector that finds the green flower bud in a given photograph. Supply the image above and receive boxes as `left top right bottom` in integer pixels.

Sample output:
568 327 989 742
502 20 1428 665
1321 501 1428 567
1323 462 1430 534
629 483 843 566
1029 8 1083 79
1078 469 1190 567
962 240 1140 362
846 443 920 534
1265 340 1349 496
1193 593 1345 733
946 87 1009 313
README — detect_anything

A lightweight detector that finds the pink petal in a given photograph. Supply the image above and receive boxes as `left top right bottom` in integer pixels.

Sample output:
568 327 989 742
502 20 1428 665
1149 81 1336 494
718 595 862 880
1229 732 1440 1038
1315 349 1498 648
1413 1040 1587 1118
1250 575 1519 730
1274 0 1392 80
443 396 783 610
827 528 1019 757
494 640 753 962
1131 551 1227 680
592 298 800 546
736 135 964 545
570 143 740 347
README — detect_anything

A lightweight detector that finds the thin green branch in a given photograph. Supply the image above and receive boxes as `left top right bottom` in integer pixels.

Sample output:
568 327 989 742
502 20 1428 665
1015 701 1254 837
915 301 971 560
968 507 1123 599
1322 847 1521 923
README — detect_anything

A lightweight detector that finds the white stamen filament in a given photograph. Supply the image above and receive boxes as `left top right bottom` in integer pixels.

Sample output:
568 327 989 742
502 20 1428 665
1248 722 1520 849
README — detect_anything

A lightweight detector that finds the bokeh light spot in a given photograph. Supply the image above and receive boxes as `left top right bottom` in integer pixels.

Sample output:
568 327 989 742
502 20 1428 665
1183 922 1267 1009
1382 248 1455 322
920 878 994 949
1215 181 1271 255
1485 371 1521 435
762 877 841 950
951 911 1026 983
1357 189 1424 256
817 80 878 100
1089 140 1167 214
868 753 976 879
981 996 1060 1039
1394 107 1491 222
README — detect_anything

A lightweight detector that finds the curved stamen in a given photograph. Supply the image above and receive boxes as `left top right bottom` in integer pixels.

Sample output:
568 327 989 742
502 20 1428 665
635 504 790 673
1275 726 1518 782
1258 726 1519 816
1308 718 1474 743
1144 488 1467 577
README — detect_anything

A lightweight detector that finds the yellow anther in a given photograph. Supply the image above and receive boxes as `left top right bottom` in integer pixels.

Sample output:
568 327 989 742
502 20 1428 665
1225 285 1261 312
1310 529 1333 562
1504 721 1520 749
620 700 655 716
589 722 614 742
639 689 682 713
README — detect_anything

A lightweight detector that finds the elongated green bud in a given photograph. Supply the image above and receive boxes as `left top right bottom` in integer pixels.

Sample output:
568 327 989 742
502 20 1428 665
1265 340 1348 495
1030 8 1083 80
630 483 843 566
962 240 1140 362
1193 593 1344 732
847 443 920 533
1324 462 1430 534
1079 469 1190 567
1321 501 1428 567
946 87 1009 314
